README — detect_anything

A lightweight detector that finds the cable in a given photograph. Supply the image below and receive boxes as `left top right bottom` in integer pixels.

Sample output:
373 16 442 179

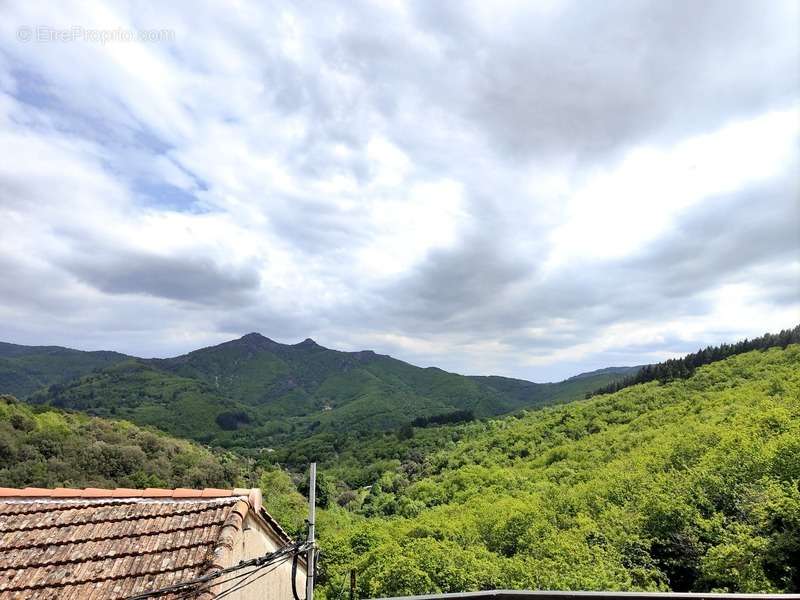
160 561 268 600
294 515 318 600
122 540 310 600
182 543 309 600
292 552 303 600
179 552 296 600
193 542 310 600
214 558 289 600
169 566 267 600
334 570 348 600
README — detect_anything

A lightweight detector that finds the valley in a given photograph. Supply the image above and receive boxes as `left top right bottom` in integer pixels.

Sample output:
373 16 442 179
0 330 798 595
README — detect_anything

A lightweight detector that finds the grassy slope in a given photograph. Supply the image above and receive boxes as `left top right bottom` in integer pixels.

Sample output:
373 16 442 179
315 346 800 596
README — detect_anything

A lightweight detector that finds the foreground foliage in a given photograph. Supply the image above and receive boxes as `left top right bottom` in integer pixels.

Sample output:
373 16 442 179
0 395 241 489
315 346 800 596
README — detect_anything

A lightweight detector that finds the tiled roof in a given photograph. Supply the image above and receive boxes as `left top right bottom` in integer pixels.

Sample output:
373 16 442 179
0 487 267 600
0 487 254 499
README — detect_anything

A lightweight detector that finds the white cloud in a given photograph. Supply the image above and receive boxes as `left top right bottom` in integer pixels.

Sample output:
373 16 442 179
358 178 467 278
0 0 797 379
546 107 799 268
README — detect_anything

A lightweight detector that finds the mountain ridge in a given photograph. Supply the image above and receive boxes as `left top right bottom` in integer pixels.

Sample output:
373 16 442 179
0 333 639 392
2 333 638 463
0 341 131 398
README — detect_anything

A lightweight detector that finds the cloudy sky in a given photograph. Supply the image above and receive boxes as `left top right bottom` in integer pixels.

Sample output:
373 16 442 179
0 0 798 381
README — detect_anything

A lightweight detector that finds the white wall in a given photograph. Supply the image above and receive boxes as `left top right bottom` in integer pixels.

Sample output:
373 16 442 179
223 512 308 600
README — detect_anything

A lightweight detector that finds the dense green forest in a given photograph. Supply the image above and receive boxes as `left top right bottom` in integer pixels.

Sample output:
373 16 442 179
299 346 800 596
0 341 129 398
589 325 800 397
0 394 242 489
9 333 631 466
1 336 798 596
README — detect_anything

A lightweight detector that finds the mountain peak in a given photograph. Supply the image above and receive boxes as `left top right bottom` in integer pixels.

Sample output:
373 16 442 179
296 337 320 347
235 332 278 347
241 332 266 339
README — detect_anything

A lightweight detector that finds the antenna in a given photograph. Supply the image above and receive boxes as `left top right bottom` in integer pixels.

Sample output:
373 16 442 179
306 462 317 600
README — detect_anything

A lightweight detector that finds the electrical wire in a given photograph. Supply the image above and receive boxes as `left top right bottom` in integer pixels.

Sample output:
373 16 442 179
213 558 291 600
292 551 303 600
167 550 301 600
177 543 309 600
168 566 268 600
333 570 348 600
122 540 310 600
180 552 295 600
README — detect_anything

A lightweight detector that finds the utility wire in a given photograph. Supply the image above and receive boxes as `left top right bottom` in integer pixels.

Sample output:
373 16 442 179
190 543 308 600
169 565 273 600
123 540 310 600
292 551 304 600
333 570 348 600
214 558 290 600
162 543 305 600
180 552 296 600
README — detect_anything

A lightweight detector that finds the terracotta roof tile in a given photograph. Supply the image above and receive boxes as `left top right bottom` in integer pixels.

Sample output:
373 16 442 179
0 487 266 600
0 487 237 499
200 488 233 497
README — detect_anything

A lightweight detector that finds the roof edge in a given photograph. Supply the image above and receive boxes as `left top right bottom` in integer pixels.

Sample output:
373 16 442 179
0 486 260 500
234 487 262 512
199 497 251 598
200 489 299 582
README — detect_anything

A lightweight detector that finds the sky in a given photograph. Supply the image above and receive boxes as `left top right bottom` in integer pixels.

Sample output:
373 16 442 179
0 0 798 382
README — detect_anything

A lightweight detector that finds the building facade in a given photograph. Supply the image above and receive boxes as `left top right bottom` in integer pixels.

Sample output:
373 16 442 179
0 487 307 599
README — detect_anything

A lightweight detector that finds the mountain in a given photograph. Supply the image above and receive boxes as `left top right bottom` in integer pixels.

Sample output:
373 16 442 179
469 365 640 407
588 325 800 398
32 358 253 441
2 337 798 594
564 365 641 380
0 341 130 398
317 344 800 595
6 333 636 458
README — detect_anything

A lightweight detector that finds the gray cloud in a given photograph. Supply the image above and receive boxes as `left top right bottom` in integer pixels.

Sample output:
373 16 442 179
61 249 261 306
340 0 799 163
0 0 797 380
625 176 800 296
356 165 798 378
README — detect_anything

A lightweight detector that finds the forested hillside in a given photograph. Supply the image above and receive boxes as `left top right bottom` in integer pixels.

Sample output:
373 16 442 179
0 395 241 489
0 342 129 398
30 359 255 442
12 333 630 464
307 346 800 596
589 325 800 397
3 335 798 596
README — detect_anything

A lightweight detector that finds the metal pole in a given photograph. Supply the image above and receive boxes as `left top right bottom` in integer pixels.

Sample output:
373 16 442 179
306 462 317 600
